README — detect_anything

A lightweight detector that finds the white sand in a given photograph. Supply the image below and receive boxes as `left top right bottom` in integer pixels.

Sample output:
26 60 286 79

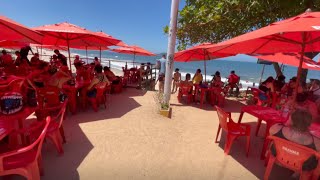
11 89 291 180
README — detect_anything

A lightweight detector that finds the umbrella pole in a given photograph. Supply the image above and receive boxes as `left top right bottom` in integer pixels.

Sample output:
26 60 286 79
86 47 88 64
259 64 266 85
294 33 306 99
40 45 43 60
203 49 207 83
133 53 136 68
100 47 102 63
67 39 72 74
204 60 207 83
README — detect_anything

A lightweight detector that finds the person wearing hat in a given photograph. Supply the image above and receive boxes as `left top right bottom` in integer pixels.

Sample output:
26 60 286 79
171 68 181 93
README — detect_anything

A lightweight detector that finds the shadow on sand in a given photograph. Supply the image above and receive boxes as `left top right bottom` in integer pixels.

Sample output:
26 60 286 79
8 88 147 180
215 122 293 180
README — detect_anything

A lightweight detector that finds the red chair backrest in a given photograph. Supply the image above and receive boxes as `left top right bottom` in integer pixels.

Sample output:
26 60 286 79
34 116 51 158
37 86 61 108
215 106 229 131
95 82 107 98
55 100 67 128
267 136 317 172
8 78 25 92
179 84 193 95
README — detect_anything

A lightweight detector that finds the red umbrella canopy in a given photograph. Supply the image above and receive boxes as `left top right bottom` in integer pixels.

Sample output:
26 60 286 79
254 53 320 71
32 22 119 47
71 46 109 51
0 40 67 51
0 40 28 49
93 31 122 45
174 43 231 62
111 45 155 56
207 11 320 54
0 16 43 44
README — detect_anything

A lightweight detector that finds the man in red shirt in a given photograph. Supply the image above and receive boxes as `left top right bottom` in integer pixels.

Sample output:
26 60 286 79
227 70 240 96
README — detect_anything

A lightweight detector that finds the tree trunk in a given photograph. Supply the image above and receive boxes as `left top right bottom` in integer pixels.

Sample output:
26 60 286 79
272 63 282 77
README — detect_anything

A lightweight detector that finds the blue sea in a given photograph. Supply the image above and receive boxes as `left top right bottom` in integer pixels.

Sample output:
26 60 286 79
72 50 320 89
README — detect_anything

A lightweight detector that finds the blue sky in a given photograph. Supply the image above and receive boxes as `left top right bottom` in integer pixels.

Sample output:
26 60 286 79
0 0 185 53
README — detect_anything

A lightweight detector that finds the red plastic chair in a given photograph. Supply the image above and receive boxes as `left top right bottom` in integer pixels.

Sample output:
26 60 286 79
264 136 318 180
0 116 51 180
215 106 251 156
312 153 320 180
36 86 61 108
33 100 68 154
87 82 107 112
177 84 193 104
210 88 226 107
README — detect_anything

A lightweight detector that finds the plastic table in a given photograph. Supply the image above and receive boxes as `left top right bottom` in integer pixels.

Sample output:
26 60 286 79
238 105 288 137
63 80 91 114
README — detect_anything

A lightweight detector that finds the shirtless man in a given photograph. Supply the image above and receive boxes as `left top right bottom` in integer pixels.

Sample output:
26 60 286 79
172 68 181 93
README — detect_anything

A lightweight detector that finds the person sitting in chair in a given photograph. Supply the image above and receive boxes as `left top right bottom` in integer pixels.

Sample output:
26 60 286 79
87 65 110 98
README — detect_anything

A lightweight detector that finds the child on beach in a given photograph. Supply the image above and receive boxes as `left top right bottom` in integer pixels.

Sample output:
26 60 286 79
172 68 181 93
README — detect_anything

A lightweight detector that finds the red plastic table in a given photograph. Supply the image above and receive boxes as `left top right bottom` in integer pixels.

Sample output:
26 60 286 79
238 105 288 137
0 107 36 142
63 80 91 113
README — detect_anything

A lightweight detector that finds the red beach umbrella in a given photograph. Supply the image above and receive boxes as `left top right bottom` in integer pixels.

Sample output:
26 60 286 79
111 45 155 65
206 11 320 95
0 40 28 49
33 22 121 71
174 43 232 81
254 53 320 71
0 16 43 44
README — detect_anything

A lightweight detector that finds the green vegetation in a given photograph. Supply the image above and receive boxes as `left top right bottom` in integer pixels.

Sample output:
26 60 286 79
166 0 320 81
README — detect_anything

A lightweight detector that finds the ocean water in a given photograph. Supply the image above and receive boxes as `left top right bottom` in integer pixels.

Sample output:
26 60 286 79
72 50 320 88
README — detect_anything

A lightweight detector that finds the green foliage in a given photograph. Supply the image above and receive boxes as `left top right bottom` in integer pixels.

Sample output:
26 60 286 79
175 0 320 48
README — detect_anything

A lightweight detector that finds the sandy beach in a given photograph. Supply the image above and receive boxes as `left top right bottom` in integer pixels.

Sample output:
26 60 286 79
8 88 290 180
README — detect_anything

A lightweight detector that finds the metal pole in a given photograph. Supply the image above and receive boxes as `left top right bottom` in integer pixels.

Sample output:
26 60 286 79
163 0 180 104
109 60 111 68
294 32 306 99
204 60 207 82
67 39 72 73
259 64 266 85
86 46 88 64
203 49 207 82
99 47 102 63
40 45 43 60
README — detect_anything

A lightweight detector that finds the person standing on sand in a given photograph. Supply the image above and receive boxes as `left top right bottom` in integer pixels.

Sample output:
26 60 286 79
172 68 181 93
94 57 101 66
159 54 166 76
20 46 33 65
